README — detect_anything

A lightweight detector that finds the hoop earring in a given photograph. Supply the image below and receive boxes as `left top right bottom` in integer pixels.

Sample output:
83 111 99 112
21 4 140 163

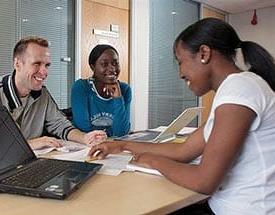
201 59 206 64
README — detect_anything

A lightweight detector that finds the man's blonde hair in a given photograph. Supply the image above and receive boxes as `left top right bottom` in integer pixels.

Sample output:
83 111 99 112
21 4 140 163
13 36 49 60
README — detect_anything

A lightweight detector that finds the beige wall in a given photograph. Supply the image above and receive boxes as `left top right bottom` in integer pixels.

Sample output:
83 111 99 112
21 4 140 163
81 0 129 82
229 6 275 63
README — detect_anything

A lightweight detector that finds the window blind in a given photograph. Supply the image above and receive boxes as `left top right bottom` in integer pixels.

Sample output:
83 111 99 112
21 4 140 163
0 0 74 109
148 0 199 128
0 0 17 76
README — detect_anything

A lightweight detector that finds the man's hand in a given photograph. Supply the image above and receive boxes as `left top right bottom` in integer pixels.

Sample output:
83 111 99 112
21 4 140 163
28 136 62 150
82 130 107 146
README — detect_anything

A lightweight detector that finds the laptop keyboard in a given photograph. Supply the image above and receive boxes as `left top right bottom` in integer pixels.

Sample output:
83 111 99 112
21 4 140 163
1 159 71 188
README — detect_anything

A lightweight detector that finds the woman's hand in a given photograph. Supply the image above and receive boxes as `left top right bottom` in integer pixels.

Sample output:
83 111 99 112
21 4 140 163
103 82 121 98
88 140 126 159
28 136 62 150
131 153 159 169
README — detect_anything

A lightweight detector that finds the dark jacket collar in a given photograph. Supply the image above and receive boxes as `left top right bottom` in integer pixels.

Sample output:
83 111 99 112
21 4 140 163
2 71 42 111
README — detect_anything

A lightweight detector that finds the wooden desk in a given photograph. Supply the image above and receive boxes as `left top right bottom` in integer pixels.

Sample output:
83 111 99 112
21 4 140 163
0 171 207 215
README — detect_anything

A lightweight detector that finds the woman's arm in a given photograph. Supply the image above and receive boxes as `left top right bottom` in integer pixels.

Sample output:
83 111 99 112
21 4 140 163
71 80 93 132
124 125 205 162
111 83 131 136
135 104 256 194
89 125 206 163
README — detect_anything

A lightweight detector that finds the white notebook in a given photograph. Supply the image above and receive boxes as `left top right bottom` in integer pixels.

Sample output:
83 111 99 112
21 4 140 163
115 107 203 143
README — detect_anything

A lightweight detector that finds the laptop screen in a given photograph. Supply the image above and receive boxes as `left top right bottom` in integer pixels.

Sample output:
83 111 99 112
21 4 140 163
0 106 35 175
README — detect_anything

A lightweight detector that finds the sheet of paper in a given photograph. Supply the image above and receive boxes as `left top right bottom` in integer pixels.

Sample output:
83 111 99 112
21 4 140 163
33 140 88 156
52 148 133 176
34 147 56 155
149 126 197 136
178 127 197 135
126 163 162 176
52 148 90 162
90 154 133 176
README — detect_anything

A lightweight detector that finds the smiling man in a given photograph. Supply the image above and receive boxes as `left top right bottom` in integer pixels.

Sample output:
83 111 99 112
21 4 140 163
0 36 106 150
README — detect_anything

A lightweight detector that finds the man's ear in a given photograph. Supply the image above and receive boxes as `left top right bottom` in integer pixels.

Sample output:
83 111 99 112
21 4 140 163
199 44 211 64
13 57 21 70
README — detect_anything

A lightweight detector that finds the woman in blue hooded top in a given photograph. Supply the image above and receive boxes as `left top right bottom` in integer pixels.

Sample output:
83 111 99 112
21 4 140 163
71 44 131 137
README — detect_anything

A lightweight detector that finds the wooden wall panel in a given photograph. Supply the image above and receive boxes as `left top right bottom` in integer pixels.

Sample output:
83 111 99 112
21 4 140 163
91 0 129 10
201 6 226 124
81 0 129 82
203 7 226 20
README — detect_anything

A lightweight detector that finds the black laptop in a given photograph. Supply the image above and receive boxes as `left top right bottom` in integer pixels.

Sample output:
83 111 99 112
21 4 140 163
0 105 102 200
